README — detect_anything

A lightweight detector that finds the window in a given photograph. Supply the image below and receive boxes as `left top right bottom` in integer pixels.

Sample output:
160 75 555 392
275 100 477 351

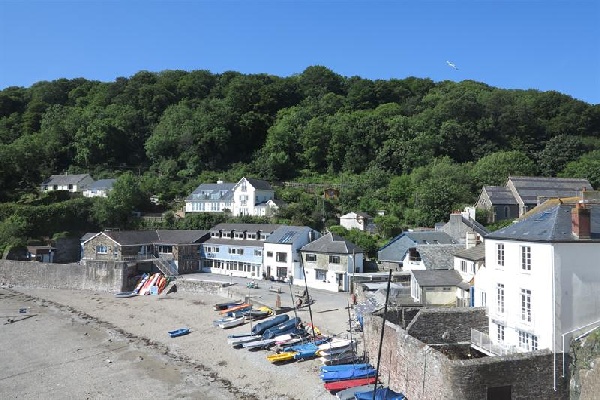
497 283 504 314
460 260 467 273
316 269 327 281
329 255 340 264
497 324 505 342
521 289 532 322
247 233 257 240
481 291 487 307
241 181 247 192
276 252 287 263
276 267 288 278
254 249 262 256
237 248 243 255
266 251 273 258
234 232 245 239
96 244 108 254
496 243 504 267
305 253 317 262
521 246 531 271
518 331 538 351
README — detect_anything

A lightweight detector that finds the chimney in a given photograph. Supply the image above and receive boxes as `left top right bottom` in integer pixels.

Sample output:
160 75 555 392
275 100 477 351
466 232 478 249
572 202 591 239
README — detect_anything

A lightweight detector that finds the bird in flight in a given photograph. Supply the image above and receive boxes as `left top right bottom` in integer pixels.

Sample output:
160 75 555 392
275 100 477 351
446 61 459 70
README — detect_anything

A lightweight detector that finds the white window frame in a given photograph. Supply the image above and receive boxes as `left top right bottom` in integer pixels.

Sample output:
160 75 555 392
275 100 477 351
521 289 532 322
329 255 340 264
316 269 327 281
497 283 505 314
305 253 317 262
497 243 504 267
521 246 531 271
276 252 287 263
497 324 505 342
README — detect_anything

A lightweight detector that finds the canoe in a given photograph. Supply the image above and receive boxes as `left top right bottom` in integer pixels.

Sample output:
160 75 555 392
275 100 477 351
227 335 261 345
214 300 243 311
168 328 190 338
218 317 245 329
335 384 376 400
321 363 372 373
251 314 289 335
321 367 377 382
115 291 136 298
266 351 297 363
354 387 406 400
219 303 251 315
324 377 377 393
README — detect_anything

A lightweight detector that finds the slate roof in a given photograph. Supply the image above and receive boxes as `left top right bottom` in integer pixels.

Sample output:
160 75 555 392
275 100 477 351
486 203 600 242
412 269 463 287
454 243 486 261
415 244 465 270
439 214 489 242
210 223 284 232
509 176 593 205
86 230 208 245
265 226 314 244
187 182 235 201
86 179 116 190
300 232 363 254
245 178 273 191
80 232 96 242
378 231 457 262
42 174 92 186
483 186 518 205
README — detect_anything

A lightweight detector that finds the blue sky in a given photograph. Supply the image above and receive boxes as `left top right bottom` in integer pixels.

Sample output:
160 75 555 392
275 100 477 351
1 1 599 104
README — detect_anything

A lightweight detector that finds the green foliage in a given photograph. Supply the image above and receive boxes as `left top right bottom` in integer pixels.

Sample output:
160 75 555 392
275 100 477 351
560 150 600 189
470 150 537 187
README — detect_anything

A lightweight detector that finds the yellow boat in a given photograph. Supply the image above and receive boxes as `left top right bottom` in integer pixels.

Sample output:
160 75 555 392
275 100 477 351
266 351 297 363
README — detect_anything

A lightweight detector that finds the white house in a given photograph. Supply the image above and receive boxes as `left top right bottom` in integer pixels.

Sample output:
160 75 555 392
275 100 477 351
263 226 320 283
82 179 116 198
41 174 94 193
185 177 276 216
339 212 373 232
477 192 600 354
410 269 463 306
299 232 363 292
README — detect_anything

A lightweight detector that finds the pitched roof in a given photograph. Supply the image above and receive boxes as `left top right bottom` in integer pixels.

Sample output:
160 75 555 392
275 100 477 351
92 230 208 246
486 203 600 242
86 179 116 190
211 223 284 232
415 244 465 270
245 177 273 191
454 243 486 261
508 176 593 204
42 174 92 186
187 182 235 201
155 230 209 244
483 186 518 205
300 232 363 254
265 226 314 244
412 269 463 287
378 231 457 263
102 230 159 245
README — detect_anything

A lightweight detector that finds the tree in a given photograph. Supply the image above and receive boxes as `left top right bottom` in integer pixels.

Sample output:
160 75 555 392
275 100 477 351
536 134 586 177
470 150 537 187
94 173 149 228
560 150 600 189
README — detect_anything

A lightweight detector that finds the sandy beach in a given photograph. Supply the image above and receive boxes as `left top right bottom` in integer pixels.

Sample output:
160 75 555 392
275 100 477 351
0 283 359 400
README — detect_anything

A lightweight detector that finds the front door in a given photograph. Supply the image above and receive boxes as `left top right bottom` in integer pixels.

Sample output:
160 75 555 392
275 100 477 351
337 273 344 291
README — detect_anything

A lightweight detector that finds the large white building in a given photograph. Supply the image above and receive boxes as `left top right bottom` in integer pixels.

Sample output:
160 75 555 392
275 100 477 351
185 177 278 216
263 226 320 282
479 193 600 354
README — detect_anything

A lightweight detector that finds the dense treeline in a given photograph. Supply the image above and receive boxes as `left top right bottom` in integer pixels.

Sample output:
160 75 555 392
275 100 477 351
1 66 599 254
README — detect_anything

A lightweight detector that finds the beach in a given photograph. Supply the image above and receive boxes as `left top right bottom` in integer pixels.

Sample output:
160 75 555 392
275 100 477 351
0 283 358 400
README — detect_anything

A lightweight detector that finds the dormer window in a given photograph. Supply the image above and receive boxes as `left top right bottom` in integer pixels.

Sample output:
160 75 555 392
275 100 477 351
241 181 247 192
234 232 245 240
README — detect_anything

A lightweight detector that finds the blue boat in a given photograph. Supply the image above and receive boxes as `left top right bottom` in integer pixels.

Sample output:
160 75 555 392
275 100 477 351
251 314 289 335
262 317 301 339
320 367 377 382
354 387 405 400
320 363 372 373
168 328 190 338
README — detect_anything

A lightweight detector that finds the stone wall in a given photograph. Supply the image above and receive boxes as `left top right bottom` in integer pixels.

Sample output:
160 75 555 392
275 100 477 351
364 311 569 399
406 307 488 344
0 260 132 292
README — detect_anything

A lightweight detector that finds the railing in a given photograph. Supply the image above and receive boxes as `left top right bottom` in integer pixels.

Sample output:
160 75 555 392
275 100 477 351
153 256 179 277
471 328 520 356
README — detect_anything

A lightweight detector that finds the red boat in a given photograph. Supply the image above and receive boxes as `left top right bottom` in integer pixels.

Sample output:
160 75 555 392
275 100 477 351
323 377 377 393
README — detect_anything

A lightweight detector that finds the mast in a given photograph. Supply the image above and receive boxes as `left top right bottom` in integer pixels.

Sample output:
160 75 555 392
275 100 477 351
372 269 393 398
299 253 317 339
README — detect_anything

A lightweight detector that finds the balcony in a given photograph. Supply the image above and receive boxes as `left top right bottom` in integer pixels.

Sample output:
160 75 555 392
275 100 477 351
470 328 520 356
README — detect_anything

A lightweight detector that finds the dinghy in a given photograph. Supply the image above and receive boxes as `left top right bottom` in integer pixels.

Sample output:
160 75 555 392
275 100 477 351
251 314 289 335
266 351 297 363
320 363 372 373
335 384 376 400
321 367 377 382
218 316 245 329
323 377 377 393
354 387 406 400
227 335 261 346
168 328 190 338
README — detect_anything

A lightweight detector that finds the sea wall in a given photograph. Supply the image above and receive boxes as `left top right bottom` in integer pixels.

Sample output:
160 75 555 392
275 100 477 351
0 260 134 292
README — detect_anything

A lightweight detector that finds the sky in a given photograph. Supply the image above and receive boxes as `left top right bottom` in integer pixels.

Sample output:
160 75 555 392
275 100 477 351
1 1 599 105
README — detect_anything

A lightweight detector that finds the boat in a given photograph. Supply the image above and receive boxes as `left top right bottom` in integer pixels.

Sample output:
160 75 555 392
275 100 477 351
262 317 301 339
243 334 292 350
323 377 377 393
218 316 245 329
219 303 251 315
266 351 297 363
214 300 243 311
227 335 261 346
244 309 271 321
251 314 290 335
335 384 376 400
114 291 136 298
320 353 361 366
317 338 353 352
353 387 406 400
213 316 239 327
321 367 377 382
320 363 372 373
168 328 190 338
